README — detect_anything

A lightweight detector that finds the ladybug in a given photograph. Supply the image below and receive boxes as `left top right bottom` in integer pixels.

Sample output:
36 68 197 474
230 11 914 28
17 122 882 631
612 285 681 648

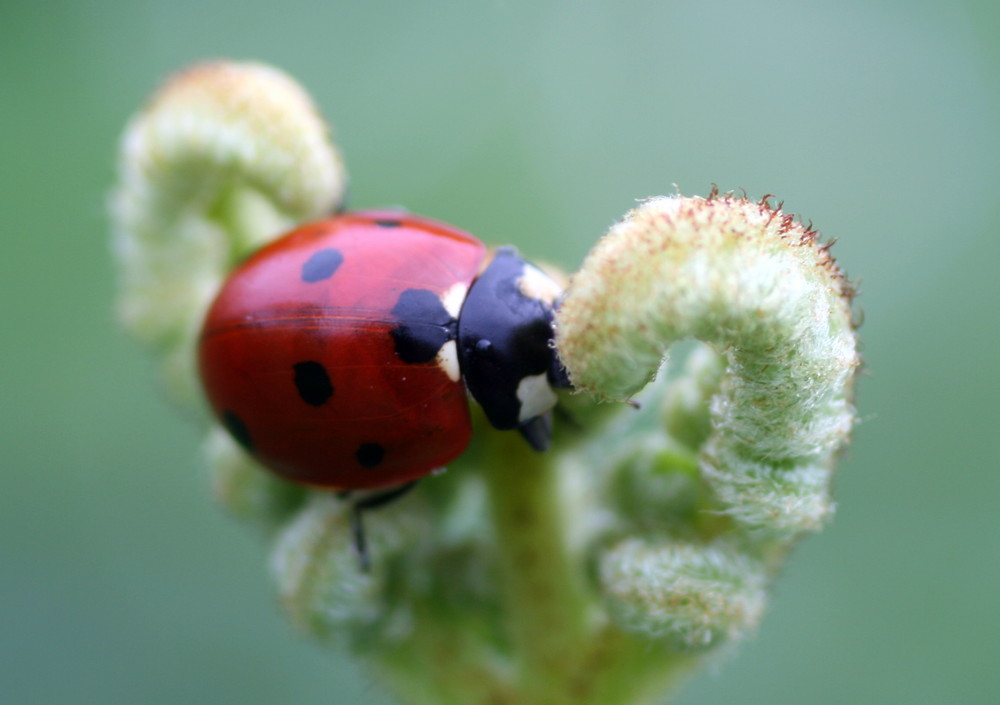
198 210 569 496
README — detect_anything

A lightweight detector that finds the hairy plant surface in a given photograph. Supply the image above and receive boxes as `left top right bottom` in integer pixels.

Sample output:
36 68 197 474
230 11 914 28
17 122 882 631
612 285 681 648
112 61 860 705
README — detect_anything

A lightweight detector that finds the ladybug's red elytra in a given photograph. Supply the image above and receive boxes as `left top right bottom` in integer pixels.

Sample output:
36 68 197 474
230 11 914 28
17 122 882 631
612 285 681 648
198 210 569 493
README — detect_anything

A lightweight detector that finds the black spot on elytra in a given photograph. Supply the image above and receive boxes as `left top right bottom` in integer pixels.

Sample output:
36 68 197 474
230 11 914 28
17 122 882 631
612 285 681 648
356 443 385 468
293 361 334 406
222 410 253 452
374 218 402 228
390 288 457 364
301 248 344 283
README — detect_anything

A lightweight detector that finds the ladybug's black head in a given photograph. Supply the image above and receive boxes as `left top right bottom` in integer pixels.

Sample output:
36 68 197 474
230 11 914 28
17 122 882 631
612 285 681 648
457 247 571 451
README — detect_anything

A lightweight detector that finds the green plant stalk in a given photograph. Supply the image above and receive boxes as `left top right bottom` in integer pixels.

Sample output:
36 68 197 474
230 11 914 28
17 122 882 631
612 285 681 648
564 626 696 705
479 432 700 705
374 602 515 705
481 430 592 704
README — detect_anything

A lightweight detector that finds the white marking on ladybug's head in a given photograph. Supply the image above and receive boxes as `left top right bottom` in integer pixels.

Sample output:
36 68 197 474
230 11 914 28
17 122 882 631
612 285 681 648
517 263 562 306
441 282 468 319
436 339 461 382
515 372 559 422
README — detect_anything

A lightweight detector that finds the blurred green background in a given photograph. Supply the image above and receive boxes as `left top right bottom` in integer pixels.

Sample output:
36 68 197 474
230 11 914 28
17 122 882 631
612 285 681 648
3 0 998 703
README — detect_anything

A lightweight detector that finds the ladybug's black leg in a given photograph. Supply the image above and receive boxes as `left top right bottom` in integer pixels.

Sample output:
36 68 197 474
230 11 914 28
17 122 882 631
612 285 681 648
349 480 419 572
517 413 553 452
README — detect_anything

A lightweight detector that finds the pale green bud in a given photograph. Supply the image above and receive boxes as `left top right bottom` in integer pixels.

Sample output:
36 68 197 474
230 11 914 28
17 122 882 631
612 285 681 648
599 538 767 649
557 193 860 536
111 61 346 406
